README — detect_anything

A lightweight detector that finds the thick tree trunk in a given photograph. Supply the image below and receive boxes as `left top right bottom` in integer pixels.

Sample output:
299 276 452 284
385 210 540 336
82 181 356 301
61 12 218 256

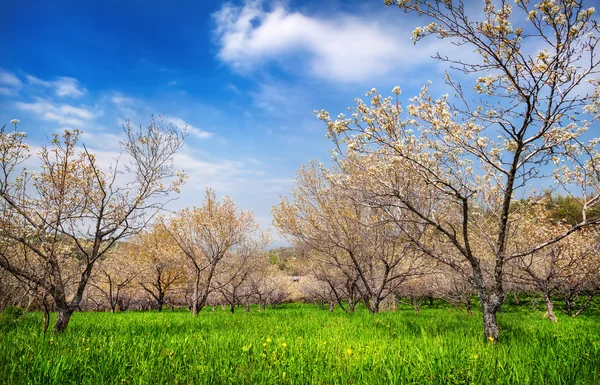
53 308 73 333
544 293 557 322
366 297 380 314
230 303 235 314
329 302 335 312
481 298 499 342
472 261 501 342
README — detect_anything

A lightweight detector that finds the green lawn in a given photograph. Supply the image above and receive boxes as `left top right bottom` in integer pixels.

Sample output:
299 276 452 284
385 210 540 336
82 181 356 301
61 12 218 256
1 304 599 384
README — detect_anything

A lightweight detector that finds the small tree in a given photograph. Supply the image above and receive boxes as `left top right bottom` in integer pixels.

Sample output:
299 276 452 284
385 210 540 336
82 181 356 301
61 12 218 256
130 225 186 311
0 118 185 331
90 244 137 312
166 188 261 315
215 233 270 314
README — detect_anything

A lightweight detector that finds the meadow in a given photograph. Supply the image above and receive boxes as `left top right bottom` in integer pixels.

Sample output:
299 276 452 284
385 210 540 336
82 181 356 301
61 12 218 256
1 303 599 385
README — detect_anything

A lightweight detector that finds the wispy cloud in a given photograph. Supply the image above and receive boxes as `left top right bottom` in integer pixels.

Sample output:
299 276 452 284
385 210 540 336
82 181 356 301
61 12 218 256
0 68 22 90
249 80 313 115
226 83 242 95
164 115 213 139
14 98 99 127
111 94 134 106
172 150 290 197
26 75 86 97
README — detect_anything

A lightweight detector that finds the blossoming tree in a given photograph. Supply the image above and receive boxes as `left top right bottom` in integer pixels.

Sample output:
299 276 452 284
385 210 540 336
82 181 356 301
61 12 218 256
273 161 427 314
318 0 600 341
0 118 185 331
165 188 264 316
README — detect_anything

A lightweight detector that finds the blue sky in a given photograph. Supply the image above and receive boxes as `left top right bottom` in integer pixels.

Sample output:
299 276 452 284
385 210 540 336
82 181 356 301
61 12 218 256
0 0 451 243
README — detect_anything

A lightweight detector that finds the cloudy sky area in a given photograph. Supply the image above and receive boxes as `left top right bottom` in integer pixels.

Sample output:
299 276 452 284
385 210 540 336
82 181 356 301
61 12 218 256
0 0 459 244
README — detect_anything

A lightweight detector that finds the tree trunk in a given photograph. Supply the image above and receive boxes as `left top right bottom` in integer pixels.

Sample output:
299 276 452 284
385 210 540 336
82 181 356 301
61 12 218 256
544 293 557 322
329 302 335 312
413 300 421 314
42 296 50 334
473 262 501 342
192 270 200 316
230 303 235 314
428 296 434 306
465 299 472 316
53 308 73 333
366 297 380 314
564 294 574 316
481 299 499 342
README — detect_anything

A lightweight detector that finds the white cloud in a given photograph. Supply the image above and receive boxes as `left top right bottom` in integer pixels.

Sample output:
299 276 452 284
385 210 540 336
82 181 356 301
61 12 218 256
242 156 264 166
212 1 439 82
164 115 213 139
111 94 134 106
14 99 99 127
250 82 297 113
26 75 86 97
168 80 178 86
109 93 140 123
0 87 11 95
0 69 22 88
171 149 289 197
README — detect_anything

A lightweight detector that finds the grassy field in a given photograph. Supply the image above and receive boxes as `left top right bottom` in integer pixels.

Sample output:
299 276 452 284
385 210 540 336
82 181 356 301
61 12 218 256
1 303 599 384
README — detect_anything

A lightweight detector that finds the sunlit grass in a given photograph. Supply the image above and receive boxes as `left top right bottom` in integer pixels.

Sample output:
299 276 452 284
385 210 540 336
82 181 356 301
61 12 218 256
1 303 599 384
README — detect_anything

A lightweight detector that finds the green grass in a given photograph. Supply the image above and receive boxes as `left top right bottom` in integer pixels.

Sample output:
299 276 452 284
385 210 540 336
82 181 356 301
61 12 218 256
1 304 599 384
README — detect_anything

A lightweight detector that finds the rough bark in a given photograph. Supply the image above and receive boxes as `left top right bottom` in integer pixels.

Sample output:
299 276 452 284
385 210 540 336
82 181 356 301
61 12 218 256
53 308 73 333
481 299 499 342
544 293 557 322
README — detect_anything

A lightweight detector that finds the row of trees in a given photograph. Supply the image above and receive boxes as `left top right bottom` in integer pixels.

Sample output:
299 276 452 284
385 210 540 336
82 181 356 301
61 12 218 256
0 118 286 332
275 0 600 342
274 167 600 320
86 190 288 316
0 151 289 330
